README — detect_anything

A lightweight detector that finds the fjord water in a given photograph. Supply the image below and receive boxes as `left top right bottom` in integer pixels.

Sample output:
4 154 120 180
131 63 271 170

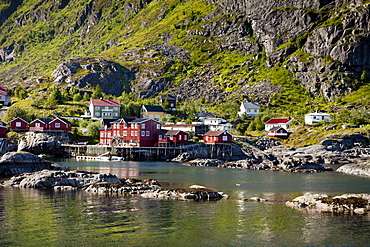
1 160 370 246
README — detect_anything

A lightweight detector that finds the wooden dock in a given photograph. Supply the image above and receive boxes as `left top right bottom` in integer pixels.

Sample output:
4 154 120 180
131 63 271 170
62 143 242 161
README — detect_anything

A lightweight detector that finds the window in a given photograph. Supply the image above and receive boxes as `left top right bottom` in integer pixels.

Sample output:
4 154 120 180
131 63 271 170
95 106 100 110
184 135 187 140
131 131 134 136
157 124 160 129
159 135 162 139
149 114 154 118
141 123 145 129
105 106 109 110
222 135 228 141
16 122 21 127
141 131 145 137
123 131 127 136
146 131 150 136
55 123 60 128
179 135 182 140
170 135 173 140
95 112 100 116
113 107 118 110
114 113 118 117
156 115 160 119
35 123 40 128
170 103 174 107
135 131 138 136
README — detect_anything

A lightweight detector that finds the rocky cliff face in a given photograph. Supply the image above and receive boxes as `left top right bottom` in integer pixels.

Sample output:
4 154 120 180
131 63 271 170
0 0 369 102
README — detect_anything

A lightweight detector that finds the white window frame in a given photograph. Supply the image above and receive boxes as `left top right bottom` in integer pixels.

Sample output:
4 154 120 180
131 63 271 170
35 123 40 128
141 123 145 129
222 135 228 141
123 131 127 136
141 131 145 137
157 124 160 129
146 131 150 137
16 122 21 127
55 123 61 128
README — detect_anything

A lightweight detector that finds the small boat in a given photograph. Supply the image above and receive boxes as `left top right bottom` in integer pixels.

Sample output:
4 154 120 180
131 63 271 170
75 153 124 161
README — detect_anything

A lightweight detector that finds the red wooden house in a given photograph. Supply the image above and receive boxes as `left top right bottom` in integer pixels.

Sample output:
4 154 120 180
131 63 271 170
9 117 29 131
267 127 289 138
203 131 232 144
49 117 72 132
158 130 189 146
29 118 51 132
100 118 162 147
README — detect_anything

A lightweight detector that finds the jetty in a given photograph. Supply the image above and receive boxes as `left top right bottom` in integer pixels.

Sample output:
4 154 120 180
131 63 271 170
62 143 240 161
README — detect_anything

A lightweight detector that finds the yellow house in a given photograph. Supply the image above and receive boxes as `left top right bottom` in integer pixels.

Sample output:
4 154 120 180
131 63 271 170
141 105 170 119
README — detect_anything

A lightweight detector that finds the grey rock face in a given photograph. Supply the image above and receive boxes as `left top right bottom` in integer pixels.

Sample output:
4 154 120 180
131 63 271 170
0 152 53 177
337 163 370 177
51 57 133 96
17 132 64 156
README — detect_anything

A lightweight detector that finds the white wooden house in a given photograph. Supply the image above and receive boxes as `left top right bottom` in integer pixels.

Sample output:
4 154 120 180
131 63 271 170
238 102 260 117
264 118 293 131
304 112 331 125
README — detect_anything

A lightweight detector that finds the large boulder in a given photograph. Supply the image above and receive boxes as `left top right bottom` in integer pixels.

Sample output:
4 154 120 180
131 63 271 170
17 132 64 156
0 152 53 177
337 163 370 177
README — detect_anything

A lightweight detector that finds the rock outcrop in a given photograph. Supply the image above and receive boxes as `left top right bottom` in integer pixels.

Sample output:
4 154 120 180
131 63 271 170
51 57 133 96
17 132 64 156
337 163 370 177
286 193 370 214
0 152 54 177
1 170 228 201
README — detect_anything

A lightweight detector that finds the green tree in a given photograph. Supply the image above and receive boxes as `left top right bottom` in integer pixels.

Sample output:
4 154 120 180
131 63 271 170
4 105 31 123
73 93 83 102
83 92 91 101
87 121 103 140
91 85 103 99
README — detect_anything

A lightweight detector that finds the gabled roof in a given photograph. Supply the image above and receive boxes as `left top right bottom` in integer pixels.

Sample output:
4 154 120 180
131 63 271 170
160 95 176 100
305 112 330 116
90 99 120 107
265 118 293 125
204 131 230 137
162 123 202 127
269 127 287 132
30 118 51 124
165 130 188 136
197 112 215 118
10 117 29 124
0 87 8 96
142 105 165 112
50 117 71 125
241 102 260 109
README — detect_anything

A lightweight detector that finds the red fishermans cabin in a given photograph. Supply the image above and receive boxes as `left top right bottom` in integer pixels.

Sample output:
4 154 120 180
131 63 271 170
203 131 232 144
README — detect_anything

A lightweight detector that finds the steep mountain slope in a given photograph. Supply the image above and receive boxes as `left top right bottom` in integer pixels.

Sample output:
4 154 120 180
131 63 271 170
0 0 369 106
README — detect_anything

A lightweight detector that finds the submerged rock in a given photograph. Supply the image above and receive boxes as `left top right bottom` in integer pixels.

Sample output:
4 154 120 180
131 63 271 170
286 193 370 214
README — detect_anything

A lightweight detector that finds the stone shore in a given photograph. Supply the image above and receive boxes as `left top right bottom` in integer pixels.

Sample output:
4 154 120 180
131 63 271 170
285 193 370 215
1 170 228 201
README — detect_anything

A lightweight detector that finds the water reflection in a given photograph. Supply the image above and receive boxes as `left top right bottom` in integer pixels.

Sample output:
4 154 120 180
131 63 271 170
1 160 370 246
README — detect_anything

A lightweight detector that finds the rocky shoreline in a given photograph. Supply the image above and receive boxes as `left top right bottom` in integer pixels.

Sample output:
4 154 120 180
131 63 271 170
180 134 370 176
1 169 228 202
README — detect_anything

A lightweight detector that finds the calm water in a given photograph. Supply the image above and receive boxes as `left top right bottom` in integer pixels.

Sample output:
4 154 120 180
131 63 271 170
1 160 370 246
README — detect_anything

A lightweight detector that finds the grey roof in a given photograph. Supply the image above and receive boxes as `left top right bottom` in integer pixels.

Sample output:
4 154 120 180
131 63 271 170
241 102 260 109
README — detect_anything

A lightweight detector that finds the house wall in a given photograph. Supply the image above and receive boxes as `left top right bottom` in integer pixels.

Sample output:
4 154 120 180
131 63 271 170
49 119 71 131
29 120 48 131
203 133 232 143
10 119 28 130
304 115 331 125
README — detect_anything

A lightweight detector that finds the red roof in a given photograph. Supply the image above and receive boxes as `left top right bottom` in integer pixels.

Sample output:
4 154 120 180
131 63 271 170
204 131 230 137
0 87 8 96
91 99 120 107
265 118 292 124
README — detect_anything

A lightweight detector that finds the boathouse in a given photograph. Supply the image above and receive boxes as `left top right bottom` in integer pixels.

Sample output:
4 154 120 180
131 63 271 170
203 131 233 144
